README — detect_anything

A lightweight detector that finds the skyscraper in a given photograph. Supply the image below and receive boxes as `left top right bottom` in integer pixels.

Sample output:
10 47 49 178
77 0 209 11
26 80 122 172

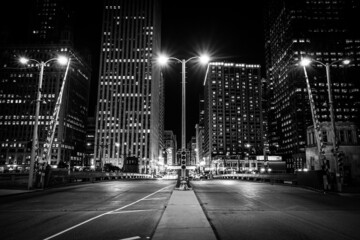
164 130 177 166
30 0 74 45
203 61 263 170
264 0 360 172
95 0 162 174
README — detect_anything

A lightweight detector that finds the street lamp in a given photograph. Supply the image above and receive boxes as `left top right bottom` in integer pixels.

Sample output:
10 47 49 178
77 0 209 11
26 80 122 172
300 57 350 192
157 54 210 181
20 55 69 189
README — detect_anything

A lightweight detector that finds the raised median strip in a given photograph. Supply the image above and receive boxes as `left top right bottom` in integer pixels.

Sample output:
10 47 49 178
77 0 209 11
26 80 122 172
152 190 217 240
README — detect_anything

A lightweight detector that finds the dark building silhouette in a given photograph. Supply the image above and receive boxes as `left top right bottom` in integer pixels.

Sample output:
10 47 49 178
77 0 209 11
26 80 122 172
30 0 74 45
264 0 360 172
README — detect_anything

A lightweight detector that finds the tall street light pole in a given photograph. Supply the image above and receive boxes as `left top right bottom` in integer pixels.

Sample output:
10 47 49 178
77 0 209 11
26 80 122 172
157 54 210 181
20 56 69 189
300 57 350 192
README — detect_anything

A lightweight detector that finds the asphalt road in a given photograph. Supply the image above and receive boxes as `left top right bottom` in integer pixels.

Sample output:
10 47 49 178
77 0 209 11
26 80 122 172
0 180 175 240
192 180 360 240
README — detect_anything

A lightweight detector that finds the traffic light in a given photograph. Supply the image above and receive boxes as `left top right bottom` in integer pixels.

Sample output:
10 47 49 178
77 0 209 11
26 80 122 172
180 150 187 170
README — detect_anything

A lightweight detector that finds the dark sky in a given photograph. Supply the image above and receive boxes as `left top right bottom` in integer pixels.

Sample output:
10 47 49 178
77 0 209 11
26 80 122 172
1 0 265 144
160 0 265 144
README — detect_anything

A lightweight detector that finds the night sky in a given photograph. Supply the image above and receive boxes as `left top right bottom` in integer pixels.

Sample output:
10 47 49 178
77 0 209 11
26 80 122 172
1 0 265 144
160 0 265 143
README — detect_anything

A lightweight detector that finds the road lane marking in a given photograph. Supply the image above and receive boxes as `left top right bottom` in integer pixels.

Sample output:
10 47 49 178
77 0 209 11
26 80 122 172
43 185 171 240
106 209 158 214
142 197 167 200
119 236 141 240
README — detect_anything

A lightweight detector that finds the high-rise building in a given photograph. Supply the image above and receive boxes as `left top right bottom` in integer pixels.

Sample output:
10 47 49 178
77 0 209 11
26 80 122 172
196 97 205 167
27 0 74 45
264 0 360 172
85 117 96 167
95 0 162 174
203 61 263 170
195 123 204 166
187 136 197 166
164 130 177 166
0 0 91 171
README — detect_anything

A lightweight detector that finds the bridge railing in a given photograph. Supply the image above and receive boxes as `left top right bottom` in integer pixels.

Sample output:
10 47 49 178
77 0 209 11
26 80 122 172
212 173 298 184
0 170 153 189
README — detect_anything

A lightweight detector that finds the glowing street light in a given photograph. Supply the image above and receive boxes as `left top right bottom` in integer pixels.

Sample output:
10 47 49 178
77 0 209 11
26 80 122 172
157 53 210 182
20 55 69 189
300 56 350 192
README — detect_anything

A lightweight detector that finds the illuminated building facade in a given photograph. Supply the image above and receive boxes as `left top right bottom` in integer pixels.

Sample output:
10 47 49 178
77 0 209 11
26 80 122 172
164 130 177 166
264 0 360 172
95 0 163 173
203 61 263 166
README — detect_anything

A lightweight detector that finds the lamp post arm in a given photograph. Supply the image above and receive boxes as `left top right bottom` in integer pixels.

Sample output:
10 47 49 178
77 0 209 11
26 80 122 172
329 59 346 66
167 57 182 63
27 59 41 65
185 56 200 64
44 57 60 65
308 59 326 67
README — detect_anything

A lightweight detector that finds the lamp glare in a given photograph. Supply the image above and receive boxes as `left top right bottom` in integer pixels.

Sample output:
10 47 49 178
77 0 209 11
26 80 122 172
57 56 68 65
300 58 312 66
158 55 169 65
199 55 210 64
19 57 29 64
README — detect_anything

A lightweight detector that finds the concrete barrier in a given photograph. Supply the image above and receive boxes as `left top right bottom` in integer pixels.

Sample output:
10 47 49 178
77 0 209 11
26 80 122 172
0 171 153 189
212 173 298 185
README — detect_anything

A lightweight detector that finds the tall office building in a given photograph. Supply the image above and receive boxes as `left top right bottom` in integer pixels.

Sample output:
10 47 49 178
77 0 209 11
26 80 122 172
187 136 197 166
203 61 263 167
30 0 74 45
164 130 177 166
264 0 360 172
95 0 162 173
196 97 205 167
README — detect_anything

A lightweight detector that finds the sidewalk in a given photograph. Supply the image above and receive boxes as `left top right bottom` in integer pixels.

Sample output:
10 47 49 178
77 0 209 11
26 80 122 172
152 189 217 240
